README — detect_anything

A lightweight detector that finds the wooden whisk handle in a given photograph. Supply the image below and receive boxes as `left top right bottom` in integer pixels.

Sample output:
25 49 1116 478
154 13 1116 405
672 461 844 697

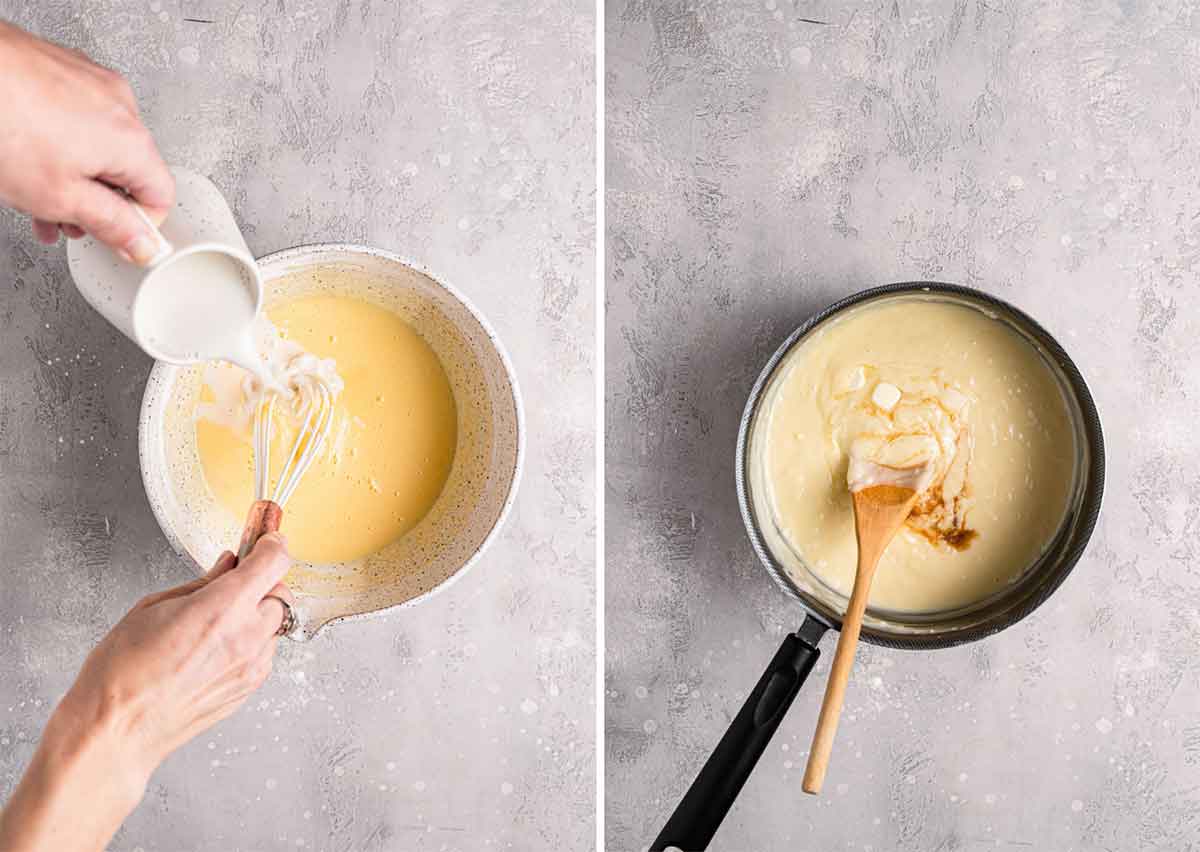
237 499 283 562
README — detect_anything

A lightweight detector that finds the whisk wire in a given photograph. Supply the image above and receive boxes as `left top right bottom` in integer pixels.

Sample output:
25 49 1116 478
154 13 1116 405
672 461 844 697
252 378 334 509
252 395 277 499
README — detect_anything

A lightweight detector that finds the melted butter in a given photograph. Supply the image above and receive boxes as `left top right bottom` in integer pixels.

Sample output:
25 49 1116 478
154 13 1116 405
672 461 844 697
756 298 1077 613
195 294 456 565
840 372 974 546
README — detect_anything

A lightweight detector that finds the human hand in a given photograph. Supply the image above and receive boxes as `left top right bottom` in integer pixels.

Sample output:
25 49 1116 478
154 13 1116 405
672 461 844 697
0 21 174 264
62 534 295 786
0 536 293 852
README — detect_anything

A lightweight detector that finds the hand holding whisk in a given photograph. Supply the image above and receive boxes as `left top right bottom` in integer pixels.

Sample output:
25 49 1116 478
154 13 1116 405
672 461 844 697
230 376 336 635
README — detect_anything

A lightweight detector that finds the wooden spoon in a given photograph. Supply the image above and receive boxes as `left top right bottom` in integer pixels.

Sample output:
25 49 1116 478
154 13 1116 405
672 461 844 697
801 482 923 795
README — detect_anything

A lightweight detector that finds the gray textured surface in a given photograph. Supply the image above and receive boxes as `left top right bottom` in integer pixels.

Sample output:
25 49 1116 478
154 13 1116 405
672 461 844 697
607 2 1199 850
0 3 594 850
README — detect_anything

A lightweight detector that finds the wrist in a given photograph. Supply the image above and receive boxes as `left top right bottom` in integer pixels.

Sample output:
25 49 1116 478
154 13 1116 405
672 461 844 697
0 699 148 852
40 690 154 812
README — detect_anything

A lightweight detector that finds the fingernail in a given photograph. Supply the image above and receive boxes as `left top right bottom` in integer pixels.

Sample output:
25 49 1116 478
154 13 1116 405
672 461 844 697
124 233 157 266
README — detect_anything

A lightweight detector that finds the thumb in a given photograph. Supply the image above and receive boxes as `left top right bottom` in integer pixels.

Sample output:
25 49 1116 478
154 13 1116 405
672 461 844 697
67 179 170 266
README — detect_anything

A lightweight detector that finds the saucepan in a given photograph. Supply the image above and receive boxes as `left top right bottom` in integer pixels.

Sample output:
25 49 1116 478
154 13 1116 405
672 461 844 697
651 282 1105 851
138 244 524 640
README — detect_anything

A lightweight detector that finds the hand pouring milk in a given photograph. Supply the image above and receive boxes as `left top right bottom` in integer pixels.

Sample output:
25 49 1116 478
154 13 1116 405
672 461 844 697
67 166 276 385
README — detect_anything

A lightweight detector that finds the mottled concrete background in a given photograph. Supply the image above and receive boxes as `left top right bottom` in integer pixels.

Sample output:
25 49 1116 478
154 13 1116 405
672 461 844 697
607 1 1199 850
0 2 594 850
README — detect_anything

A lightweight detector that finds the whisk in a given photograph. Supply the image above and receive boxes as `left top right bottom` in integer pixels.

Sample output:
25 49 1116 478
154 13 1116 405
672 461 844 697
235 377 336 561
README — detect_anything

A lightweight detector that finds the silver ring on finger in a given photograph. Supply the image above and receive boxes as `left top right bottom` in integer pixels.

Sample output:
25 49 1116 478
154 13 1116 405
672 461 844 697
264 594 297 637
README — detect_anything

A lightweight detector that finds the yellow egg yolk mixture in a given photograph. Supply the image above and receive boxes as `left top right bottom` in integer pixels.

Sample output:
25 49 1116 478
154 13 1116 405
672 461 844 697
195 295 457 564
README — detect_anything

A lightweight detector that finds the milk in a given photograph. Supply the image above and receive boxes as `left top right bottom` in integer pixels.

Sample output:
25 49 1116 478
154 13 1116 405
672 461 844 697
133 251 278 389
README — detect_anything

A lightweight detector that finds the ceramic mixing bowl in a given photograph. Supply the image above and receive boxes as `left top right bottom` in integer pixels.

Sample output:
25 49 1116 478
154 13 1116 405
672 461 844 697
138 244 524 639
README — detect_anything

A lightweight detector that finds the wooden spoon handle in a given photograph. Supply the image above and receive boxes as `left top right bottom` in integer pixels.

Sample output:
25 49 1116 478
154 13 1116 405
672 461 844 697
236 499 283 562
802 556 877 794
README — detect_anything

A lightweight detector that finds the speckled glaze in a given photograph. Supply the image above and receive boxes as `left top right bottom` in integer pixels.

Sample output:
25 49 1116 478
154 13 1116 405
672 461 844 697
139 244 524 640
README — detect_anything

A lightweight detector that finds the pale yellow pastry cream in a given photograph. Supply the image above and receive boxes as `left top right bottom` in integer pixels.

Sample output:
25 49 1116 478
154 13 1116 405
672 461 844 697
752 297 1077 613
195 294 457 565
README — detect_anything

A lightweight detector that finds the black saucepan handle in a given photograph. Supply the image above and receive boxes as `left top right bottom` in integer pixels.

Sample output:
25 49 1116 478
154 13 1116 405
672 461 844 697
650 616 827 852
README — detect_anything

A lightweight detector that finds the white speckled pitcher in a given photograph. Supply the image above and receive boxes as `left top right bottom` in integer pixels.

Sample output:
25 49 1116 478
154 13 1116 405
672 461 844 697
66 166 264 363
138 244 524 640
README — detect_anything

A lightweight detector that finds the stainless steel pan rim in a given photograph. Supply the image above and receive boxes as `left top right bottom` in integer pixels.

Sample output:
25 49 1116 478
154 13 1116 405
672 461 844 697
735 281 1106 650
